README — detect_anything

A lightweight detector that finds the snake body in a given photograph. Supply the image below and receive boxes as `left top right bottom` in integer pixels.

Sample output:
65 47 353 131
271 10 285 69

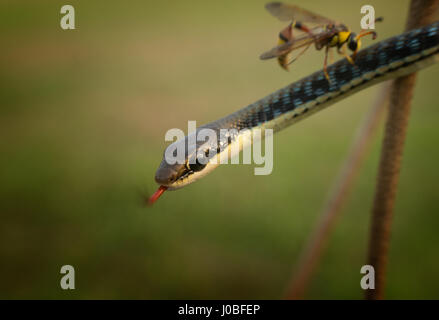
153 21 439 191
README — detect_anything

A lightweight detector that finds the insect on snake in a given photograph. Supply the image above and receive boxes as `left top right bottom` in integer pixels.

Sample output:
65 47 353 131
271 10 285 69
259 2 383 80
149 21 439 205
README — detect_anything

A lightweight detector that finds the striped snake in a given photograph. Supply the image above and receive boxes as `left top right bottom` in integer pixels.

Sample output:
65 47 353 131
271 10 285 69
150 21 439 203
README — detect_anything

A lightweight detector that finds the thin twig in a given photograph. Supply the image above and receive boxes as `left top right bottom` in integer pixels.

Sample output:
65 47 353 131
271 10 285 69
285 82 390 300
365 0 439 300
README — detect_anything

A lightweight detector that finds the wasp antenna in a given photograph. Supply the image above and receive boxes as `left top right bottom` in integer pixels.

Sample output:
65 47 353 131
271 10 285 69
356 30 377 41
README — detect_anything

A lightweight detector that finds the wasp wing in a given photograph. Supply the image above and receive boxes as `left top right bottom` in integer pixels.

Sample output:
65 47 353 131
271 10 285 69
260 26 327 60
260 39 313 59
265 2 335 25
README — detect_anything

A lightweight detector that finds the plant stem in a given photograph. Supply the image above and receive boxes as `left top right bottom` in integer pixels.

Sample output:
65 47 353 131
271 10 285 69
365 0 439 300
285 84 390 299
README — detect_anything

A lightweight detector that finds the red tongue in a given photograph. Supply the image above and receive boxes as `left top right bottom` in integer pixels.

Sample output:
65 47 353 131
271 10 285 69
148 185 168 206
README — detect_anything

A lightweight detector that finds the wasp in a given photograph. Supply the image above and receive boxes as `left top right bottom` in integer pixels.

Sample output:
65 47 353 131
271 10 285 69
260 2 383 81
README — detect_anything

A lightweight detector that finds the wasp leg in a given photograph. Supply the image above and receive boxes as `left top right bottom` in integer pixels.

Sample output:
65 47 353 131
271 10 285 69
279 19 314 44
292 21 312 34
277 21 314 71
295 21 320 44
287 41 313 66
329 46 334 64
337 45 355 65
323 46 331 83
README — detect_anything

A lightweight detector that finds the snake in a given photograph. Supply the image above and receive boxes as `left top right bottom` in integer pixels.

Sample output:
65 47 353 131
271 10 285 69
149 21 439 204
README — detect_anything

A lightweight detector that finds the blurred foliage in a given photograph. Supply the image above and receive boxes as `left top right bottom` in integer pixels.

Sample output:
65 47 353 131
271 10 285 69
0 0 438 299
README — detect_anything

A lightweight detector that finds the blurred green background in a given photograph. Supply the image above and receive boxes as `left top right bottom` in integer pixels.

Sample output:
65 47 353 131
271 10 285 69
1 0 438 299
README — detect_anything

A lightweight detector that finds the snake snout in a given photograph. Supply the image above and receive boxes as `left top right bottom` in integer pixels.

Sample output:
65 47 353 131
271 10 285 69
154 165 178 185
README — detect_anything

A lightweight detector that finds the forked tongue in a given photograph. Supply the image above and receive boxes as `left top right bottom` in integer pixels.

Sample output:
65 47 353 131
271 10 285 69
148 185 168 206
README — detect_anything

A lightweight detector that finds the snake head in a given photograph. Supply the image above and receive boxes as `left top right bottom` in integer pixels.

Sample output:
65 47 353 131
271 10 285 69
149 130 224 205
149 126 250 205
